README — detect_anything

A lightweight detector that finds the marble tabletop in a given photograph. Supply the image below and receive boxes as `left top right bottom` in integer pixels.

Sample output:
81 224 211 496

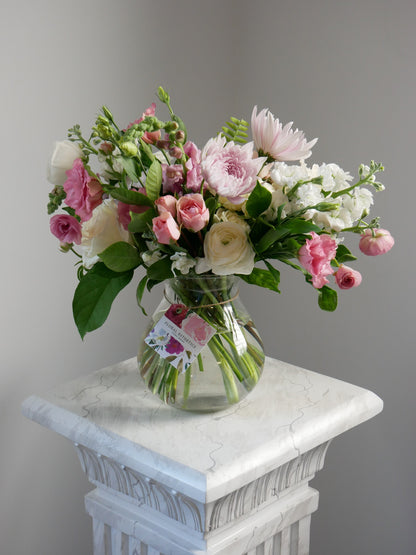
22 356 383 503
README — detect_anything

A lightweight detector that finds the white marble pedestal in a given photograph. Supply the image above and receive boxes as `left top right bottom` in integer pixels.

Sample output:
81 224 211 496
22 357 382 555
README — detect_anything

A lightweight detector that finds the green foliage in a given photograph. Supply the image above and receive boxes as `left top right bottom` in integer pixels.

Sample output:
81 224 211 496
221 117 249 144
128 209 156 233
318 286 338 311
147 256 174 281
98 242 141 272
246 182 272 219
334 244 357 265
72 263 134 339
145 160 163 201
239 267 280 293
106 186 153 207
119 157 141 182
136 275 148 315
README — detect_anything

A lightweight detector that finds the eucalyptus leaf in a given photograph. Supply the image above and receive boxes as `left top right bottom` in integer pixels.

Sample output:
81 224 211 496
73 263 134 339
99 242 141 272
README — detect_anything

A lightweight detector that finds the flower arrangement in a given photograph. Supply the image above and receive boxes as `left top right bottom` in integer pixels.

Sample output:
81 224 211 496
47 87 394 408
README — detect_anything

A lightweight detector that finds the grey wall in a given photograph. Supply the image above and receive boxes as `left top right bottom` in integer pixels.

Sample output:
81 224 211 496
1 1 414 554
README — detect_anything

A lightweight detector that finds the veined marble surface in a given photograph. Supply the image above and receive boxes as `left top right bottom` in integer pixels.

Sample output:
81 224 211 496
22 356 382 503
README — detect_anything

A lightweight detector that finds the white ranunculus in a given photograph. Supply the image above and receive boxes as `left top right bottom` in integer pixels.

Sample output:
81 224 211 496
214 208 250 232
203 222 255 275
81 199 130 269
47 140 83 186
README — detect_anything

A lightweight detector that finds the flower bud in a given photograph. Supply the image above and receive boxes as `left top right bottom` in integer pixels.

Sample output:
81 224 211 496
120 141 138 156
169 146 183 159
175 130 186 142
359 228 394 256
102 106 114 122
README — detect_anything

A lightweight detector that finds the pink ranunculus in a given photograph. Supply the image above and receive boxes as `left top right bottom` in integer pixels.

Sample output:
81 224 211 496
50 214 82 244
359 228 394 256
155 195 177 218
251 106 318 161
183 141 203 192
298 232 337 289
176 194 209 232
63 158 103 222
201 135 266 204
117 187 149 230
182 313 213 346
162 164 184 194
152 212 180 244
334 265 362 290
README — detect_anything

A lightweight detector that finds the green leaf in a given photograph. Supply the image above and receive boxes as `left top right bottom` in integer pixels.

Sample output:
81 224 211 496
334 244 357 264
283 218 321 235
256 226 290 253
246 181 272 219
106 186 153 207
145 160 162 201
128 209 157 233
119 156 141 182
99 241 141 272
147 256 173 281
238 267 280 293
318 286 338 311
73 263 134 338
139 139 155 167
136 275 148 315
264 261 281 292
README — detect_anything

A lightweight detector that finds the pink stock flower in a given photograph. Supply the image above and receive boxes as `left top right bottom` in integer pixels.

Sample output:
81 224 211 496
184 141 203 192
298 232 337 289
117 188 150 230
201 136 266 204
63 159 103 222
162 164 184 194
176 194 209 232
152 212 180 244
155 195 177 218
251 106 317 161
50 214 82 244
359 228 394 256
334 265 362 290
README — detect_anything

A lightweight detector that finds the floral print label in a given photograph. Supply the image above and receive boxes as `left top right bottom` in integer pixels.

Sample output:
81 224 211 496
144 304 216 373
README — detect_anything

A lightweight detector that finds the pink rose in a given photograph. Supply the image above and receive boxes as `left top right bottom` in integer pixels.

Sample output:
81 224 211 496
184 141 203 192
50 214 82 244
182 314 213 346
334 265 362 290
63 159 103 222
117 187 149 230
152 212 180 244
155 195 177 218
359 228 394 256
298 232 337 289
176 194 209 232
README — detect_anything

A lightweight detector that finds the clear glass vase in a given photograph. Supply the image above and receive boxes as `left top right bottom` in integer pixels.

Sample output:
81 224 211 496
137 275 265 412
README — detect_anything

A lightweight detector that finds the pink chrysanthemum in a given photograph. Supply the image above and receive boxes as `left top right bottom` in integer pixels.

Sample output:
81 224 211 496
201 136 266 204
251 106 317 161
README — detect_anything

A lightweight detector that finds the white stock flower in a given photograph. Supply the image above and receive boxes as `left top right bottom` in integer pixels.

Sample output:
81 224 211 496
270 162 310 190
170 252 196 275
343 188 374 221
47 140 83 186
310 163 352 193
142 250 163 266
81 199 130 269
203 222 255 275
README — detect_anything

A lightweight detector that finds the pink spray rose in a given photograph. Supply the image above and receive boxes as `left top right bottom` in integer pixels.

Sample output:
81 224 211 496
50 214 82 244
176 194 209 232
183 141 203 192
152 212 180 244
334 265 362 290
359 228 394 256
63 159 103 222
298 232 337 289
155 195 177 218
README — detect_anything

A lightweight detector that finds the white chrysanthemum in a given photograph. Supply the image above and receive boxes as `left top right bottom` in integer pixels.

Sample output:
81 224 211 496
270 161 310 190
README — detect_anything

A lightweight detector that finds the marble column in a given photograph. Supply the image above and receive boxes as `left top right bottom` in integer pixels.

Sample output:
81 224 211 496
22 357 383 555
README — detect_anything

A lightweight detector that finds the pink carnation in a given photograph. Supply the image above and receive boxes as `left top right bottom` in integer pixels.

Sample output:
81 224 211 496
359 228 394 256
334 265 362 290
176 193 209 232
50 214 82 244
184 141 203 192
152 212 180 244
298 232 337 289
201 136 266 204
63 159 103 222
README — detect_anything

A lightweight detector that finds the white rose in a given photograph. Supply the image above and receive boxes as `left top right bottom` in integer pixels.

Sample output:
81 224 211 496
203 222 255 275
81 199 131 269
47 140 83 186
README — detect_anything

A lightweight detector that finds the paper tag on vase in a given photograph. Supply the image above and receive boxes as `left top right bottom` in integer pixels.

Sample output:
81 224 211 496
144 304 216 372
